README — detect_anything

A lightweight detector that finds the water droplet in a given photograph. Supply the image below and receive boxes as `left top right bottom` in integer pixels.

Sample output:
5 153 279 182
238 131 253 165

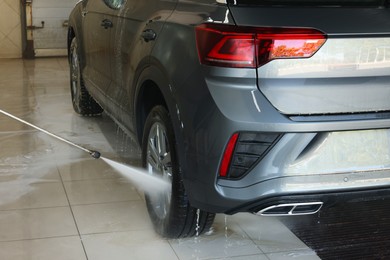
195 208 201 237
224 215 229 238
204 226 215 236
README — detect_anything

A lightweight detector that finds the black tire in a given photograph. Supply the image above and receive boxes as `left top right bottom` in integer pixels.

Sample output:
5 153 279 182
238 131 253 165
142 106 215 238
69 37 103 116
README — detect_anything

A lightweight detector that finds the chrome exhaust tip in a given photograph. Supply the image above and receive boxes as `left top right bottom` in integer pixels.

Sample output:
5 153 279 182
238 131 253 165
256 202 323 216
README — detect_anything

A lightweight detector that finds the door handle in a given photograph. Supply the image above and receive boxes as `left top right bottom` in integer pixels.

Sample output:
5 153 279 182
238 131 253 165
101 19 113 29
141 29 156 42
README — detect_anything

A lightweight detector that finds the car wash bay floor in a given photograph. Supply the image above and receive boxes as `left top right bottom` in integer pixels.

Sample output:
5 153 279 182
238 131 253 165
0 57 389 260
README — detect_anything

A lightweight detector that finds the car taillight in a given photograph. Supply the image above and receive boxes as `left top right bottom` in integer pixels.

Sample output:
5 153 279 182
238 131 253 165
196 24 327 68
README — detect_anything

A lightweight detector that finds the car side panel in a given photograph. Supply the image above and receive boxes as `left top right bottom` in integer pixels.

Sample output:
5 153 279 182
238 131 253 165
106 0 177 134
82 0 113 94
149 1 235 194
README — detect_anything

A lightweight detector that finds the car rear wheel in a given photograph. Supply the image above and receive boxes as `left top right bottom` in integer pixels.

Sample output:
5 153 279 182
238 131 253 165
69 37 103 116
142 106 215 238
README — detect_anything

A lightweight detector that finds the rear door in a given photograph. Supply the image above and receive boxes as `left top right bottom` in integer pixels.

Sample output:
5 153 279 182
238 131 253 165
106 0 178 132
228 0 390 115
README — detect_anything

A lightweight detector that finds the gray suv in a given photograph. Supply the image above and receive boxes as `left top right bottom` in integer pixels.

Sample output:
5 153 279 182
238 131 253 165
68 0 390 238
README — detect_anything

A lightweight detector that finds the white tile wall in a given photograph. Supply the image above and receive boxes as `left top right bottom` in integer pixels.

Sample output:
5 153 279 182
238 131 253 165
0 0 22 58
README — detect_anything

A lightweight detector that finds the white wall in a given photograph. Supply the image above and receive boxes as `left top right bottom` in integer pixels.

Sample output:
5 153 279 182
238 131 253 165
0 0 22 58
32 0 79 56
0 0 78 58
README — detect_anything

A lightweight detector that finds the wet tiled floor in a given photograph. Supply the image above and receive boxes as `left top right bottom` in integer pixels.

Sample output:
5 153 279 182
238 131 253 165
0 58 319 260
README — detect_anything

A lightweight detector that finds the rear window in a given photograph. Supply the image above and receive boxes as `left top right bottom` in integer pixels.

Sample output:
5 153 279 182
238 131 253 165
232 0 388 7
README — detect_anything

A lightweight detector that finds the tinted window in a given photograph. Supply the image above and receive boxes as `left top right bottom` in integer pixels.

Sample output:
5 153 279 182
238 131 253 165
231 0 388 7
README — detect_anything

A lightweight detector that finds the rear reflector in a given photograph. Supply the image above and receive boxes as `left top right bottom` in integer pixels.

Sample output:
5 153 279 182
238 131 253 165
196 24 326 68
219 133 239 177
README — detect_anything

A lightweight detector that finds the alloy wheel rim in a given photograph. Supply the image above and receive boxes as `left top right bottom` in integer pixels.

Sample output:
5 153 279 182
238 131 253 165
146 122 173 220
70 42 80 106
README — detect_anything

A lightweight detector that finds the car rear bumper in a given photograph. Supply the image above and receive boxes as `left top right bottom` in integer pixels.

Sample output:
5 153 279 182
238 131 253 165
228 186 390 215
185 165 390 213
174 66 390 214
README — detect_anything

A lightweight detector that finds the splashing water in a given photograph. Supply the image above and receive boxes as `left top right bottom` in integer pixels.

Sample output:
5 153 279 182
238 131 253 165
0 109 169 202
101 157 170 194
195 208 201 237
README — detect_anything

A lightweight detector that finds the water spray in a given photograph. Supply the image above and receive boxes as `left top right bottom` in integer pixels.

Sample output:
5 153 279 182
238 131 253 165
0 109 170 193
0 109 101 159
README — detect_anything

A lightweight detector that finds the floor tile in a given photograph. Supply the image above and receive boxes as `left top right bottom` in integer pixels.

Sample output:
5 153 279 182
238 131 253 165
0 236 87 260
49 145 94 165
72 201 152 234
0 207 78 241
82 230 178 260
57 57 69 69
63 179 141 205
0 116 35 132
0 160 61 183
266 250 320 260
0 182 68 210
232 214 310 254
211 255 269 260
0 60 26 81
59 158 119 181
0 132 53 164
169 214 262 260
0 94 38 119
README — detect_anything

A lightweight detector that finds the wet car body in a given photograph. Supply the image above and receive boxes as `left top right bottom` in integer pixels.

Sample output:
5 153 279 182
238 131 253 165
68 0 390 236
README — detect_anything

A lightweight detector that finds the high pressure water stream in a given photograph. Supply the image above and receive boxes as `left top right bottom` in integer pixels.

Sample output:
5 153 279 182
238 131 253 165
0 109 170 193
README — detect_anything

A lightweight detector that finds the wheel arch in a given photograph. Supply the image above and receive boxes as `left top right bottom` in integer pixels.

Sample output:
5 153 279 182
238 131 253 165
135 78 168 145
67 27 75 63
134 62 182 142
67 5 86 68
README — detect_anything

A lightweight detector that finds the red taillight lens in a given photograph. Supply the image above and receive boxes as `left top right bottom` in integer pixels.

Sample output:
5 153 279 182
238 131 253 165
208 36 256 67
219 133 239 177
196 24 326 68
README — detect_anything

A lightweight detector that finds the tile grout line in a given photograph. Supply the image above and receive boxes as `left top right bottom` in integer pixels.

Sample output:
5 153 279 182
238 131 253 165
230 215 268 256
0 234 84 244
167 239 181 260
56 164 90 260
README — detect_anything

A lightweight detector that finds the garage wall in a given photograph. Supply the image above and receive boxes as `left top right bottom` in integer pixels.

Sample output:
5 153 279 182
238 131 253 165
32 0 78 56
0 0 22 58
0 0 78 59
